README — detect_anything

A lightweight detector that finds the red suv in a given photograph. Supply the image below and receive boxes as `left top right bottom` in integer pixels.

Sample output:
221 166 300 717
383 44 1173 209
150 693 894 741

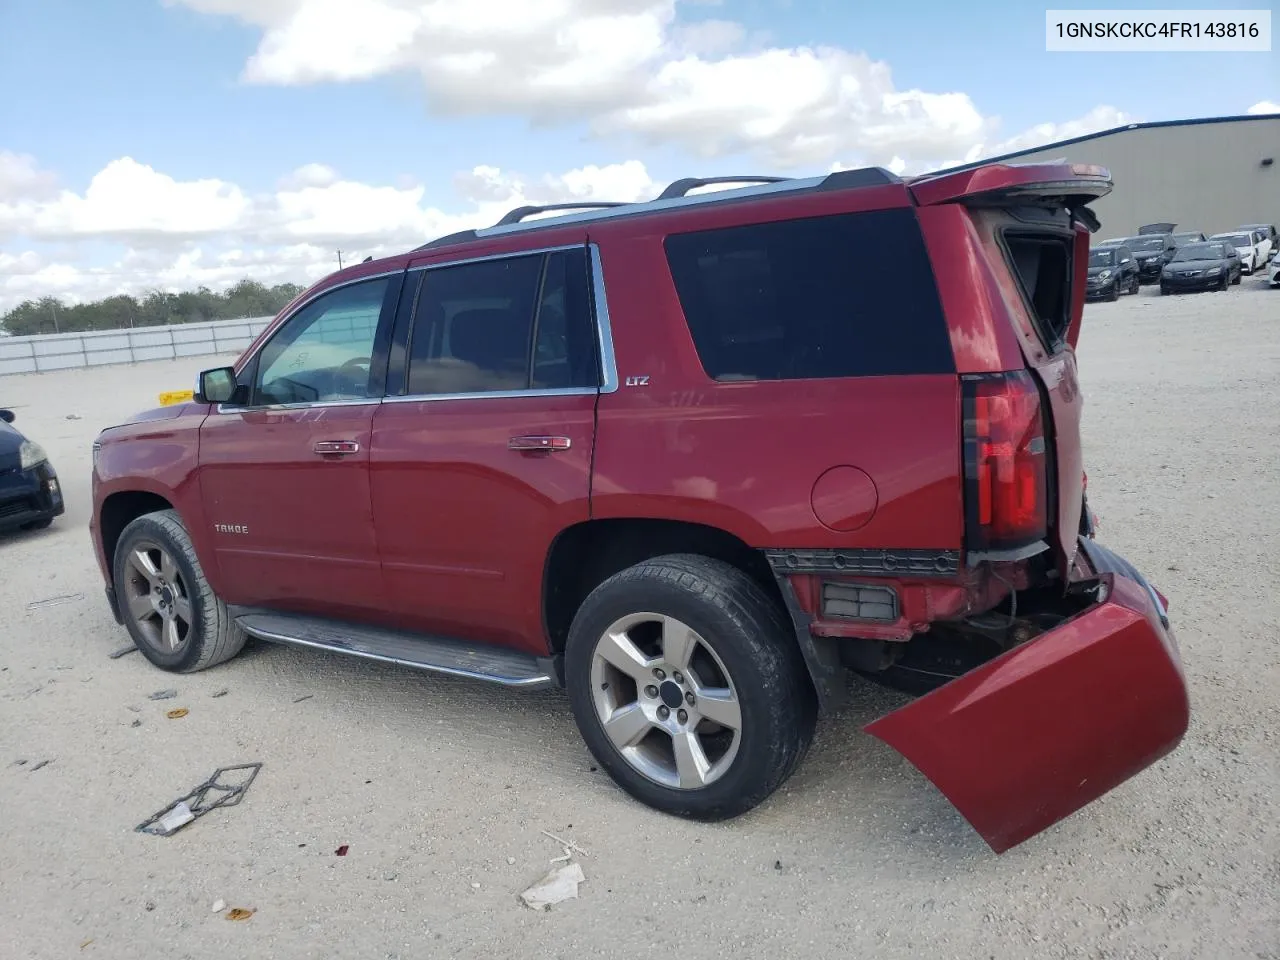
91 162 1189 853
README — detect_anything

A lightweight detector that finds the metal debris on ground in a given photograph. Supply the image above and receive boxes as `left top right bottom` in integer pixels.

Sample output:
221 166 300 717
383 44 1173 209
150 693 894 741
108 644 138 659
148 689 178 701
29 759 53 772
540 829 589 860
27 593 85 610
166 708 189 719
519 862 586 911
80 939 93 949
131 719 142 728
211 689 229 698
292 694 313 703
225 908 255 921
134 763 264 837
334 844 349 856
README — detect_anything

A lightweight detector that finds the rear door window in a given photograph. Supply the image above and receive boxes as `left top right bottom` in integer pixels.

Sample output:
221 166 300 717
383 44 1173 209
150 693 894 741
663 209 953 382
404 248 598 396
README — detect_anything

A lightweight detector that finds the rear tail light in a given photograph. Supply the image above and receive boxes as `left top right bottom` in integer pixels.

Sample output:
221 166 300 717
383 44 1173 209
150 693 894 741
962 371 1049 552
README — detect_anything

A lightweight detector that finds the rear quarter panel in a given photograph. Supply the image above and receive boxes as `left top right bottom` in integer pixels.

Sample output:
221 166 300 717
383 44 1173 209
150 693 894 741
589 189 964 553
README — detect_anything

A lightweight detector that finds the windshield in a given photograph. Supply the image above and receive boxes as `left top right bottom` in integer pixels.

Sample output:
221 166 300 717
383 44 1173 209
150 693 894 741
1173 243 1225 262
1089 249 1115 267
1173 233 1200 241
1131 237 1167 251
1221 234 1251 246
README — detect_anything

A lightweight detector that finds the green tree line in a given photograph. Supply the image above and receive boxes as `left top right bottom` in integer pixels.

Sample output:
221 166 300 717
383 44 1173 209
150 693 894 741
0 279 305 336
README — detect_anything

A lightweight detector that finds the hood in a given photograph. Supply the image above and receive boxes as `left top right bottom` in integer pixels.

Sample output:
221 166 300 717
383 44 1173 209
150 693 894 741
1168 258 1227 269
1086 264 1115 276
0 417 24 457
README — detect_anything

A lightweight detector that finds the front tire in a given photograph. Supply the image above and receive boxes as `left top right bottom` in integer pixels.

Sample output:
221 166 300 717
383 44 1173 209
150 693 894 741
565 554 816 821
113 509 247 673
1105 281 1119 302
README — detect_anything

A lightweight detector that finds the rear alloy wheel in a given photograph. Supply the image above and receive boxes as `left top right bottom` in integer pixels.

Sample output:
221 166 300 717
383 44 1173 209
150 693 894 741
113 510 246 673
566 554 816 820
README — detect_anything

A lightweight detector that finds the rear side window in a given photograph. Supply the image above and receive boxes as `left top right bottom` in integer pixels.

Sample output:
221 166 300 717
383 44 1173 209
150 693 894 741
1004 235 1072 349
405 248 598 396
663 209 953 382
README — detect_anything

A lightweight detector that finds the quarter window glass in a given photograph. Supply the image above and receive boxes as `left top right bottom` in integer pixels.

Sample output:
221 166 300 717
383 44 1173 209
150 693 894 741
664 209 954 381
254 277 388 405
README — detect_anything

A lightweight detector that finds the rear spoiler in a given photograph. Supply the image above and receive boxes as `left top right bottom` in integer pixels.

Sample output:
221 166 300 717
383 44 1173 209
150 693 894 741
908 162 1113 233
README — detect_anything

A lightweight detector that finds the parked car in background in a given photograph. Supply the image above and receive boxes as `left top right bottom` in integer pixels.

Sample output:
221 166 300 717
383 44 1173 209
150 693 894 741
1124 233 1178 283
1223 243 1244 283
1172 231 1206 246
1160 241 1239 294
1268 255 1280 287
88 161 1191 854
0 409 65 534
1238 224 1277 261
1211 232 1263 273
1087 244 1139 300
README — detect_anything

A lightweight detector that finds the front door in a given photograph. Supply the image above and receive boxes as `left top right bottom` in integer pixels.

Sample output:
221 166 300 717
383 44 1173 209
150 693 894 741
198 273 398 623
370 245 599 653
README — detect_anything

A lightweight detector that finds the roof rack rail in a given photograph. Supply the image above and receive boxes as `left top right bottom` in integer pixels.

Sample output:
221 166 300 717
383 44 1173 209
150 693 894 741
415 229 480 251
656 176 790 201
494 202 629 227
817 167 902 190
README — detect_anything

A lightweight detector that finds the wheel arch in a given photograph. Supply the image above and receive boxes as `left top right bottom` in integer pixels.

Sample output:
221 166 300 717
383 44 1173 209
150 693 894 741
100 490 176 577
542 517 784 656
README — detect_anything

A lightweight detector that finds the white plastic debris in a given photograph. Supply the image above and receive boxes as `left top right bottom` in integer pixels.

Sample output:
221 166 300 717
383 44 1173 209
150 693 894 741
519 862 586 911
155 802 195 835
211 900 226 914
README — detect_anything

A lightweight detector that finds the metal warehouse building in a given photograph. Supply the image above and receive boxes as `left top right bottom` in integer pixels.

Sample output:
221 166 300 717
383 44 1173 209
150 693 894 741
970 113 1279 239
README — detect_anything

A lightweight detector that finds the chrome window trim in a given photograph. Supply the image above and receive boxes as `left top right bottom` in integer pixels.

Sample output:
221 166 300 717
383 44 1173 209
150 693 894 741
384 387 599 405
589 243 619 394
213 241 620 412
411 243 584 271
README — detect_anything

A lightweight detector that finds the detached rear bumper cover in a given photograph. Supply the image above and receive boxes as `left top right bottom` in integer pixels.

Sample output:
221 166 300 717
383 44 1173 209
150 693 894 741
866 540 1189 853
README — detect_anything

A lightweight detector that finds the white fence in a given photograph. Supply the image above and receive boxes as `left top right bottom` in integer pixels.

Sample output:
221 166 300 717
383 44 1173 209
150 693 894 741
0 317 274 376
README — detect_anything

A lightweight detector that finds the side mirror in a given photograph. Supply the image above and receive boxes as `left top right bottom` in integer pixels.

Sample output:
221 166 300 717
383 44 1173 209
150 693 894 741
194 367 240 405
0 409 14 424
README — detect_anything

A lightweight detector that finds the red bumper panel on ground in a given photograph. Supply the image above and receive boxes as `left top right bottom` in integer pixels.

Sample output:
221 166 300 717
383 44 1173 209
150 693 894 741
866 574 1189 853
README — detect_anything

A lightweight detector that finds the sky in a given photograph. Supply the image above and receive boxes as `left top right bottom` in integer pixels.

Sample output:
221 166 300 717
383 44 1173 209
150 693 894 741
0 0 1276 313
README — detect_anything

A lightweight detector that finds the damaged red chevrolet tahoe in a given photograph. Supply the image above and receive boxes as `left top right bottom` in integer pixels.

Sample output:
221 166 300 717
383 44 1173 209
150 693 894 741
90 162 1189 852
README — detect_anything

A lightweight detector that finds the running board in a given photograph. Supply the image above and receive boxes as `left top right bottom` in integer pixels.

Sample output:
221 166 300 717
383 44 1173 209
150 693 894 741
232 610 560 689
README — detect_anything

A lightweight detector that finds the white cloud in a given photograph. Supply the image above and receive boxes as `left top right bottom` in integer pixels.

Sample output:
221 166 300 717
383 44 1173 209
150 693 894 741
1247 100 1279 115
0 152 58 202
985 105 1133 157
172 0 1004 170
0 153 661 311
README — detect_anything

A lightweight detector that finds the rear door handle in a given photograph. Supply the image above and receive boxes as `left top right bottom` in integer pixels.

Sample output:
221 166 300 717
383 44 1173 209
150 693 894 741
313 440 360 456
508 436 572 452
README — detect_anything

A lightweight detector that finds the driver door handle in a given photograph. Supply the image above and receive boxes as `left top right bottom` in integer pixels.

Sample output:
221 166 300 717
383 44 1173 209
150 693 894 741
314 440 360 456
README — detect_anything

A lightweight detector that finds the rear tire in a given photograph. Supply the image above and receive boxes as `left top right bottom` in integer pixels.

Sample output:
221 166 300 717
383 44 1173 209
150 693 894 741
113 509 247 673
565 554 816 821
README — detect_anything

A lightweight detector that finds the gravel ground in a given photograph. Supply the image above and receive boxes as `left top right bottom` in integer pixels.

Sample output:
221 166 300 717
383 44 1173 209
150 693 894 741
2 276 1278 960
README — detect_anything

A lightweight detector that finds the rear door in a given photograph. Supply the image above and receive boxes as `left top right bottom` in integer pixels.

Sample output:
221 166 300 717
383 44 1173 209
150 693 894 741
368 243 599 654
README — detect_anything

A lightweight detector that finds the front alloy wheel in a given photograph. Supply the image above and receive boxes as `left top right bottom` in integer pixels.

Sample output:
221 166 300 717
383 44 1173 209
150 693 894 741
122 540 194 653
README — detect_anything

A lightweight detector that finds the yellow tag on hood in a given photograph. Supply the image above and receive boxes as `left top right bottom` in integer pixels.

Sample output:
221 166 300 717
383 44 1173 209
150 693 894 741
158 390 194 406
